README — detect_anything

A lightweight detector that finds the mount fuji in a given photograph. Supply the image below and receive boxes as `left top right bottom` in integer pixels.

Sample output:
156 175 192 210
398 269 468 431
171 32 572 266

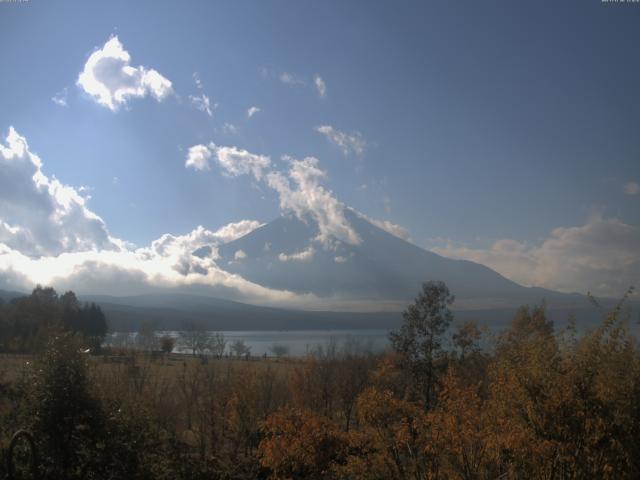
211 209 586 311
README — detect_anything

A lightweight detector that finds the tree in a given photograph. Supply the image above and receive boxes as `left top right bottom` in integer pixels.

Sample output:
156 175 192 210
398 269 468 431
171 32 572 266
259 407 348 479
60 292 107 351
269 344 289 358
159 335 176 354
231 339 251 359
25 332 106 477
179 322 213 356
210 331 227 358
389 280 454 408
136 321 157 351
452 320 482 361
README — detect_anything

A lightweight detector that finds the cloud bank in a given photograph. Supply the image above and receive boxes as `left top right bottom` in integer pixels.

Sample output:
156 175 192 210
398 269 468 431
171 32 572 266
0 128 314 305
432 214 640 298
0 127 120 257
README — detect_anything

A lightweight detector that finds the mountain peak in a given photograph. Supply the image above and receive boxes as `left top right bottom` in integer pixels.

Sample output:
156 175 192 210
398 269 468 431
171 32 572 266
213 212 551 306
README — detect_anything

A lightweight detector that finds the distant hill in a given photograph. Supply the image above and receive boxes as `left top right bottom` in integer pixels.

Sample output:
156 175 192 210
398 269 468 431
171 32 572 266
79 292 624 333
0 289 25 303
81 293 402 331
0 288 633 332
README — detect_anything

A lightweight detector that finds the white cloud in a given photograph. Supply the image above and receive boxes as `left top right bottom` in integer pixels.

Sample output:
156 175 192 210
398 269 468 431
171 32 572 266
314 75 327 98
77 36 173 111
193 72 203 89
0 131 366 307
145 220 261 261
0 127 120 257
247 106 261 118
213 219 263 243
214 143 270 179
362 215 410 241
279 72 304 85
0 129 294 303
185 144 213 171
189 93 215 117
222 123 238 134
0 240 306 304
234 249 247 260
334 255 347 263
624 181 639 195
51 88 68 107
279 246 315 262
186 141 361 248
185 142 271 180
431 214 640 298
315 125 366 156
266 156 361 246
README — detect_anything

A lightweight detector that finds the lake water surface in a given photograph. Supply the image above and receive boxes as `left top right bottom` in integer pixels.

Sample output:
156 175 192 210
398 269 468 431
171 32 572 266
108 329 391 357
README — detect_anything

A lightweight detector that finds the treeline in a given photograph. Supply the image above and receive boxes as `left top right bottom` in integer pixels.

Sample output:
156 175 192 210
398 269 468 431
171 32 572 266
0 282 638 479
0 286 108 352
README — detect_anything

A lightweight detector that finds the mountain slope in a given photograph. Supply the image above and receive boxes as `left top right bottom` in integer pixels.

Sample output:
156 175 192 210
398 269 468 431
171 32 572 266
215 210 583 308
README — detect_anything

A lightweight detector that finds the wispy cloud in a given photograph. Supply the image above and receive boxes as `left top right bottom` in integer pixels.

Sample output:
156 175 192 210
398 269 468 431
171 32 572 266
189 93 215 117
315 125 366 156
222 123 238 134
193 71 203 89
247 106 261 118
624 181 639 196
353 211 411 241
279 71 304 85
314 75 327 98
51 88 68 107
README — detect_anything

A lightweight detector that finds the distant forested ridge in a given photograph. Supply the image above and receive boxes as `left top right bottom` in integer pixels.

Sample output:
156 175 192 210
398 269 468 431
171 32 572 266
0 285 107 352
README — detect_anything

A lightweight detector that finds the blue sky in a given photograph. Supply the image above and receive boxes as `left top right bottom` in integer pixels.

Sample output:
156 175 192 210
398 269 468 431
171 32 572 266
0 0 638 302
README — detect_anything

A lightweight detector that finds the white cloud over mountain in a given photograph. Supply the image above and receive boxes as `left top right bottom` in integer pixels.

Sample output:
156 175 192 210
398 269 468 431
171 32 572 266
77 36 173 111
266 157 361 246
0 129 309 304
432 214 640 298
2 127 635 303
353 211 411 241
278 245 315 262
184 141 408 248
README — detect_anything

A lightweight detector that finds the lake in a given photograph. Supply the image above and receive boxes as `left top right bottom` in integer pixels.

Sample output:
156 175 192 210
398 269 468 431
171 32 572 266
107 329 392 357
